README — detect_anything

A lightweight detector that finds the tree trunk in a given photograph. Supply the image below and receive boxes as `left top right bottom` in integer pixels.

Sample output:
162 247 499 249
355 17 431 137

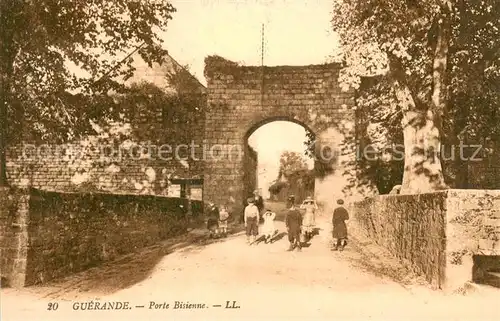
400 109 446 193
393 7 451 194
395 84 446 194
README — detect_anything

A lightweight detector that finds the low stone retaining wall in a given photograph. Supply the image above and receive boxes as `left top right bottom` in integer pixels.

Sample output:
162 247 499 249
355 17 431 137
0 187 30 287
0 188 201 287
352 189 500 290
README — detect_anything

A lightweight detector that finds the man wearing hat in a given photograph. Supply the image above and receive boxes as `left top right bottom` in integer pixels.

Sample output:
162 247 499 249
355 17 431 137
253 189 264 222
332 199 349 251
285 195 302 251
244 197 260 244
206 202 219 238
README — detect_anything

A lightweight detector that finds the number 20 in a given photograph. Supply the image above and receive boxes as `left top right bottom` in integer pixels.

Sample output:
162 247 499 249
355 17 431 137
47 302 59 311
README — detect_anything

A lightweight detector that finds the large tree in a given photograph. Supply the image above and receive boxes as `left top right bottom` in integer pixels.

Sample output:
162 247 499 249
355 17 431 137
332 0 453 194
279 151 309 177
332 0 500 193
0 0 176 186
272 151 314 201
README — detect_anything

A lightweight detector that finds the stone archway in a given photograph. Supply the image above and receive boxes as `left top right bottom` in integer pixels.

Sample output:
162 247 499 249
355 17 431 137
243 116 316 204
203 56 374 214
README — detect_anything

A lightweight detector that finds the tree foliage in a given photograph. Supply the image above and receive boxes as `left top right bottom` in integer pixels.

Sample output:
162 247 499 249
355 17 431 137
272 151 315 200
268 181 287 195
279 151 309 178
33 64 205 195
446 1 500 143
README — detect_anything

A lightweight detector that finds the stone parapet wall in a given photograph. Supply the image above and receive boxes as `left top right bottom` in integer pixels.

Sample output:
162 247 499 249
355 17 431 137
0 188 199 287
352 193 447 288
446 189 500 256
352 189 500 290
5 141 203 196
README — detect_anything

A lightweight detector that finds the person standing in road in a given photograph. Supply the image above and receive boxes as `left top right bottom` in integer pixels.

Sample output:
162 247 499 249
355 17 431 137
285 195 302 252
261 209 277 244
253 189 265 222
300 196 318 241
332 199 349 251
218 205 230 237
244 198 259 244
206 202 219 238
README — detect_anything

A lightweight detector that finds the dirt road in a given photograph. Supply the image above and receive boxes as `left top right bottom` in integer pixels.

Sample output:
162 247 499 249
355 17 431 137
1 202 499 321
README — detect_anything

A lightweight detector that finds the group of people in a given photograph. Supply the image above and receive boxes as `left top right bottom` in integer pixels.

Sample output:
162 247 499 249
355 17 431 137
206 203 230 238
243 192 350 252
206 189 350 252
206 190 264 239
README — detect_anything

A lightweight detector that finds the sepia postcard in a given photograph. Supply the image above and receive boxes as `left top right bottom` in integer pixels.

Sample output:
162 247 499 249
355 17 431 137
1 1 499 320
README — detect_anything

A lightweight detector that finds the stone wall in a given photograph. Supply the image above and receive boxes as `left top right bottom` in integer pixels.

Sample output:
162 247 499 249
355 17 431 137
203 56 374 215
352 193 447 288
0 187 30 287
0 188 199 287
6 50 207 198
352 189 500 290
6 143 199 196
445 189 500 289
5 90 207 197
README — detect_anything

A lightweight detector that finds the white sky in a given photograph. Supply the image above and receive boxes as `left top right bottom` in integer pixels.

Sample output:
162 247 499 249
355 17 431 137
248 122 314 199
248 121 314 168
160 1 338 197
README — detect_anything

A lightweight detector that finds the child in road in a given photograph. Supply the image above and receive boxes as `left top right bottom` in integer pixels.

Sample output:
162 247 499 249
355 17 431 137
244 198 259 244
300 196 318 241
261 209 277 243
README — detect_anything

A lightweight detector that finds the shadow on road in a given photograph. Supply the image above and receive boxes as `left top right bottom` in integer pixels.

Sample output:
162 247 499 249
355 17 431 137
341 229 429 289
21 223 245 299
272 232 287 242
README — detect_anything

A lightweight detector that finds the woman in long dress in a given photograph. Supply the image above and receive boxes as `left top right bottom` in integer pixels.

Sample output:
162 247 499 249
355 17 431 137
300 196 317 240
332 199 349 251
261 209 276 243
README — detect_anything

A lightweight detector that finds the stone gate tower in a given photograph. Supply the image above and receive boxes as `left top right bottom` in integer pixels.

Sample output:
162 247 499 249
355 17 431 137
203 56 374 215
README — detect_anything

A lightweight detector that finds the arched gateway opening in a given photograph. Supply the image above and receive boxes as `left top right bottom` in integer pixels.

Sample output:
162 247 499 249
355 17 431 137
203 56 373 215
244 118 315 207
